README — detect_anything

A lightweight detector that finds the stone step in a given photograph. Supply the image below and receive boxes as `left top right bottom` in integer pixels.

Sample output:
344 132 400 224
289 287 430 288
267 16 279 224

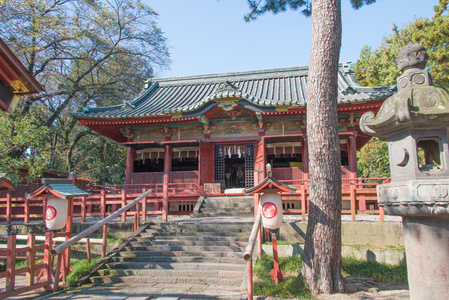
111 255 244 264
201 202 253 208
131 240 247 247
87 283 244 298
124 245 246 252
144 235 248 242
140 228 248 237
97 268 244 279
147 225 252 232
200 208 253 214
117 250 244 258
192 212 253 218
89 274 243 286
150 222 253 229
104 261 246 271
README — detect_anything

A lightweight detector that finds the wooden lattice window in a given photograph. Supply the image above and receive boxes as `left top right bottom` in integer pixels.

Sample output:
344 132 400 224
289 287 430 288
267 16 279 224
214 145 225 188
245 143 255 188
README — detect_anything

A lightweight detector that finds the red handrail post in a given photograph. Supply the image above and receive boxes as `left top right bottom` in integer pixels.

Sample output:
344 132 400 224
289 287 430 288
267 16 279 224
53 253 62 291
102 224 107 258
121 189 127 222
6 193 12 224
269 231 285 284
86 238 91 262
141 188 146 223
247 259 253 300
26 231 36 286
6 232 17 293
44 231 52 291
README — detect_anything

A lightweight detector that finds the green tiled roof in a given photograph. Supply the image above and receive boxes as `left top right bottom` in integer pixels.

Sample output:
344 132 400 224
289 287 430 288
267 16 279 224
47 184 89 198
30 179 89 199
72 63 396 120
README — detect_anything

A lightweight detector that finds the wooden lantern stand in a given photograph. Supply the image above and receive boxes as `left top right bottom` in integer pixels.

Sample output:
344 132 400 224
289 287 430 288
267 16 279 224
245 163 296 285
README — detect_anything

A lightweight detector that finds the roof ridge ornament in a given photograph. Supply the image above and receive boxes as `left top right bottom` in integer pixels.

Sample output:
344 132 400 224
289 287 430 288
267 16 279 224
216 80 240 93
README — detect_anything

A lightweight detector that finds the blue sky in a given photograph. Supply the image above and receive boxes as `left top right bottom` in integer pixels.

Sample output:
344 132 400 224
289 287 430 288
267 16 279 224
147 0 438 78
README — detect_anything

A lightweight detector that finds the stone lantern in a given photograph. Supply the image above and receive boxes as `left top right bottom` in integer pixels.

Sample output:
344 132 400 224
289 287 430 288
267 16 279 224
360 43 449 299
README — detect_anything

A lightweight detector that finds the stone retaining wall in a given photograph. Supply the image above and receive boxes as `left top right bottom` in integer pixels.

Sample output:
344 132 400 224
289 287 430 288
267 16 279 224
280 221 404 247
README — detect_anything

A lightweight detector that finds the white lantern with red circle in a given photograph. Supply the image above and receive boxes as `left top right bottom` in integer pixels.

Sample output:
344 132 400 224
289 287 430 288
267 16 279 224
260 192 283 230
45 197 68 230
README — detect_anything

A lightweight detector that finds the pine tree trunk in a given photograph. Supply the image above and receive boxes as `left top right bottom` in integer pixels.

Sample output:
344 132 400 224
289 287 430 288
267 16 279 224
301 0 343 295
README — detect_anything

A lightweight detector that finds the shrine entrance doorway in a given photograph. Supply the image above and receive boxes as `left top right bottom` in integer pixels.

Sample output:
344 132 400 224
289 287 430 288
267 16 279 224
214 144 254 189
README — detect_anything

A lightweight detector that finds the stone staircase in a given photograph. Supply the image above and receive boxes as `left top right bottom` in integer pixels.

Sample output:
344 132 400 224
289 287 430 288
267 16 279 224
88 219 253 298
191 195 254 218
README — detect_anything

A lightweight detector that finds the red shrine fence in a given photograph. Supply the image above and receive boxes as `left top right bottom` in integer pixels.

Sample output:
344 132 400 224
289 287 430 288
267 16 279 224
0 178 389 224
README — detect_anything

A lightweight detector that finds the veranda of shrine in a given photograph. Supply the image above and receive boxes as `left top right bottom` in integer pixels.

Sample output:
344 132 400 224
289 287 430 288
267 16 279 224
68 63 395 221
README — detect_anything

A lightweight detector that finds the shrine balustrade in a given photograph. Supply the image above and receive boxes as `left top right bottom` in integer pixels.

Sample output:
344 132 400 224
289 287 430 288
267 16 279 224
0 178 388 224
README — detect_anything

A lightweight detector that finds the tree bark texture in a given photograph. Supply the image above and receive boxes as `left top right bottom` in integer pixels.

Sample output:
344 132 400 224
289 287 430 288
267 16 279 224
301 0 343 295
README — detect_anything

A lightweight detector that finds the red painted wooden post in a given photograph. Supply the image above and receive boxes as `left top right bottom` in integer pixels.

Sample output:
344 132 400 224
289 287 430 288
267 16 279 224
81 196 86 222
65 197 73 275
247 258 253 300
26 231 36 286
301 185 306 221
302 137 309 180
379 206 385 223
24 197 30 223
86 238 91 262
43 231 52 290
102 224 107 258
101 190 106 219
6 193 12 224
53 253 62 291
121 189 127 222
43 196 48 223
6 232 16 293
162 145 172 222
269 231 284 284
350 184 356 222
141 188 146 223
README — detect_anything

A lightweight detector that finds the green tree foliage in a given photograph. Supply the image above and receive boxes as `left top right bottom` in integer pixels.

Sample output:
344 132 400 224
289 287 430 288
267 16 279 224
357 138 390 178
0 113 49 185
0 0 170 183
353 0 449 90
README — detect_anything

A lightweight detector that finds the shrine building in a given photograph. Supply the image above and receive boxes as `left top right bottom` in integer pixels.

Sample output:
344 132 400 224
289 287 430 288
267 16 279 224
72 64 394 199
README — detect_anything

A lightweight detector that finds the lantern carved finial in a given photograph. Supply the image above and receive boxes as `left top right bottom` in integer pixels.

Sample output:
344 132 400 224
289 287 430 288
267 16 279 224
396 42 432 91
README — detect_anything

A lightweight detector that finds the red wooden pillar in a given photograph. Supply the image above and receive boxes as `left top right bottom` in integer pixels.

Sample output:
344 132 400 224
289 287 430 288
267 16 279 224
162 145 172 222
348 135 363 210
125 147 135 185
302 137 309 180
348 135 358 179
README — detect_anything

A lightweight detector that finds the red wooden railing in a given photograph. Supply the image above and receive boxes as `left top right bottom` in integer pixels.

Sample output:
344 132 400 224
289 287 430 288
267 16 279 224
278 177 390 222
0 179 389 224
